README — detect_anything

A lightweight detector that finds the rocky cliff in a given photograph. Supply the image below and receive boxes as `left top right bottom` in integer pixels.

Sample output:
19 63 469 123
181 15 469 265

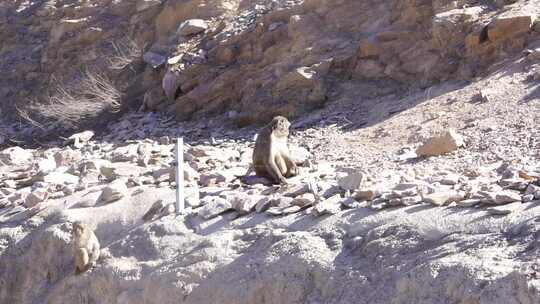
2 0 539 134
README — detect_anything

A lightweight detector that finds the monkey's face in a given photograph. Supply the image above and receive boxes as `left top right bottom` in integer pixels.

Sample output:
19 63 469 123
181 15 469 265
72 223 84 237
271 116 290 138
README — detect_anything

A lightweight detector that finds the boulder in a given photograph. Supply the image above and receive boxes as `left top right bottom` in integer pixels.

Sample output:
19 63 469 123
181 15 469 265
0 147 33 166
416 129 464 157
487 14 535 42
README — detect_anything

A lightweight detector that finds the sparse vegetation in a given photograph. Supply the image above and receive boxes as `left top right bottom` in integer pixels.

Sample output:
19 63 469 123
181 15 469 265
17 70 121 132
107 38 144 71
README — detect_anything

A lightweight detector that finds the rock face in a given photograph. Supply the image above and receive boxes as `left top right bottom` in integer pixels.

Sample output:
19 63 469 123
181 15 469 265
3 0 539 132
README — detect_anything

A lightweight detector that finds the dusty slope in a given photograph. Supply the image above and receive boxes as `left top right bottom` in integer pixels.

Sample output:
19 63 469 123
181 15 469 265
1 51 540 303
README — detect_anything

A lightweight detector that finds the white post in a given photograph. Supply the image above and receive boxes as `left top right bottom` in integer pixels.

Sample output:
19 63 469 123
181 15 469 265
175 137 185 214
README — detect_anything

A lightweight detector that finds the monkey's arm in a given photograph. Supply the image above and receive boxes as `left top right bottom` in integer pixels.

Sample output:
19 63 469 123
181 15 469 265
88 239 100 265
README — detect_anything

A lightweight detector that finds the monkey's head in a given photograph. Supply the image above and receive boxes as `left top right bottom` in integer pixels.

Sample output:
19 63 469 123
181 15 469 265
270 116 291 138
71 221 86 237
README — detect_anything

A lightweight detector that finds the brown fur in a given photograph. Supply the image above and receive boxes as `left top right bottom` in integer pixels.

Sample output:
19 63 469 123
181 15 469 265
71 221 100 275
252 116 298 184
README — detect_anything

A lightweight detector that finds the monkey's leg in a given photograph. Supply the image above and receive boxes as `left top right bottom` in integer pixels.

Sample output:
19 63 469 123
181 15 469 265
283 155 299 177
75 248 89 274
276 155 288 176
266 157 288 184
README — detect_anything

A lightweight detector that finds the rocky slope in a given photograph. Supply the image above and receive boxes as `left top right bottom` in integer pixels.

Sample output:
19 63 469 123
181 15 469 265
1 0 540 303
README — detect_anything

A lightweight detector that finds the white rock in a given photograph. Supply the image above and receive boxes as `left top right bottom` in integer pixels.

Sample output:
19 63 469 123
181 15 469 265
68 130 94 148
177 19 208 36
99 179 128 204
422 190 465 206
41 172 79 185
416 129 464 157
36 157 57 173
198 196 232 219
0 146 33 165
101 163 142 180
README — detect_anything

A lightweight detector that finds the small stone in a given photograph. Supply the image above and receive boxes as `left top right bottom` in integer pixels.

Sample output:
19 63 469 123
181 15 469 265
99 179 128 204
337 168 364 191
416 129 464 157
353 189 381 201
494 190 522 204
522 194 535 202
67 130 94 148
227 193 266 215
198 196 232 219
255 196 274 212
422 190 465 206
293 193 317 207
102 163 142 180
54 149 82 167
312 194 342 216
24 189 49 208
177 19 208 36
341 197 366 208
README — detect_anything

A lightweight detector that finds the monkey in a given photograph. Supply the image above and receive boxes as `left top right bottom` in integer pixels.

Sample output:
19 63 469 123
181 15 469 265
71 221 100 275
252 116 298 184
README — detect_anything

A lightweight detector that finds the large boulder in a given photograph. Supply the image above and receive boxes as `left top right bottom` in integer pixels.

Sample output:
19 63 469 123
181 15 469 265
0 147 33 166
416 129 464 157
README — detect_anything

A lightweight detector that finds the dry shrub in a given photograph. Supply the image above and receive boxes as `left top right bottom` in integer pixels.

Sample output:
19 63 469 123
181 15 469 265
17 70 121 131
107 38 144 71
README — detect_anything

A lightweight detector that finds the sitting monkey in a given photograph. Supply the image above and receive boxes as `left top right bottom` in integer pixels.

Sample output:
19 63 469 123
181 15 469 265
252 116 298 184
